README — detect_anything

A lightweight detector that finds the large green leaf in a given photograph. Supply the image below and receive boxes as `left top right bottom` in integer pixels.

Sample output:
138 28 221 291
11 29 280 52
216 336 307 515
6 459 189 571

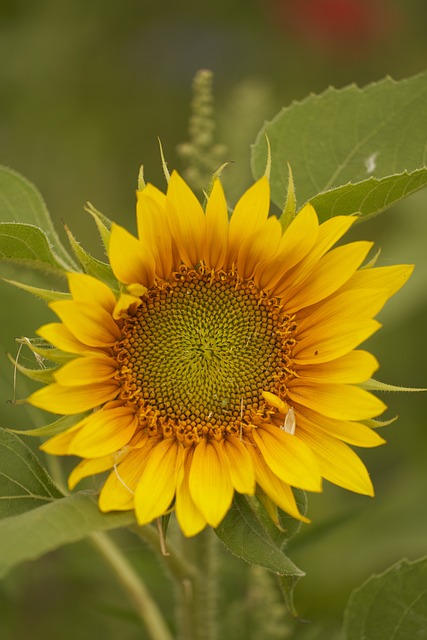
344 557 427 640
0 428 62 519
0 491 136 579
0 222 71 275
0 166 75 270
251 71 427 220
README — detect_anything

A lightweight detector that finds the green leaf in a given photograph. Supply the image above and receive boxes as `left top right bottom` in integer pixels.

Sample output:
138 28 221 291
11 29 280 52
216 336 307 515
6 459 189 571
215 494 304 614
0 166 76 269
310 170 427 221
215 494 303 576
0 491 136 579
0 222 71 275
361 378 426 392
3 278 69 302
64 224 119 290
85 202 112 250
8 413 86 438
0 428 62 519
7 353 58 383
15 336 75 365
251 71 427 219
344 557 427 640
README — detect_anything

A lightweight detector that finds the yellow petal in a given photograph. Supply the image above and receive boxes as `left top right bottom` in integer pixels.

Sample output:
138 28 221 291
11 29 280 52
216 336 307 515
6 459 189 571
341 264 414 298
134 438 183 525
137 186 174 280
255 203 319 292
281 241 374 310
237 215 282 280
54 355 118 386
222 436 255 494
293 320 381 364
166 171 206 267
113 293 143 319
69 407 138 457
37 322 95 355
287 381 387 421
175 448 207 537
137 182 167 209
275 215 355 293
226 177 270 269
99 446 156 512
67 272 117 314
189 438 234 527
49 300 121 347
109 223 156 288
262 391 290 413
68 455 116 489
29 381 119 414
296 407 385 448
247 445 310 522
40 419 85 455
297 428 374 496
296 289 389 337
295 350 379 384
252 424 322 491
202 179 229 271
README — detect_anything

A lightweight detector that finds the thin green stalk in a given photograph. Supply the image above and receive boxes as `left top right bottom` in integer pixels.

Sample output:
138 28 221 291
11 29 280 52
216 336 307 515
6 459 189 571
90 531 173 640
131 523 197 584
132 523 198 640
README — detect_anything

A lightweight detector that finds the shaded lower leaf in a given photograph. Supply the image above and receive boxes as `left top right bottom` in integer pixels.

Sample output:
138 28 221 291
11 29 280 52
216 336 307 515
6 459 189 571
344 556 427 640
215 494 304 614
278 489 308 541
0 428 62 519
0 491 136 579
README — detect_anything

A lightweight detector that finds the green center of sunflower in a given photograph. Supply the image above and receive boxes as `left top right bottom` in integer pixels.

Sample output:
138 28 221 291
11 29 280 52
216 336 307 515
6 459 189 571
115 267 296 445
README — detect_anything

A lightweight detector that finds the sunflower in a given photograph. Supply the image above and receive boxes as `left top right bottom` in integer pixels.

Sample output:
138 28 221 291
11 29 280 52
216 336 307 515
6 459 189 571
28 171 413 536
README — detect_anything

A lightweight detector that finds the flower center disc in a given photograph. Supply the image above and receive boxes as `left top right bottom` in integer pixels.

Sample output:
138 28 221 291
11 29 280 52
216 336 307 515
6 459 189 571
116 268 296 445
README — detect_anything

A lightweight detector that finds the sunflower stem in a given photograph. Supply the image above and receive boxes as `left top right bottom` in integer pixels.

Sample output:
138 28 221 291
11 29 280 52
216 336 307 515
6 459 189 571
89 531 173 640
179 527 220 640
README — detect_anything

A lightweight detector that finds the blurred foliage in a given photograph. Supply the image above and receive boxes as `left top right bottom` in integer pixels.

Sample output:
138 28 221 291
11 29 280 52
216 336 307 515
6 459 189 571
1 1 427 638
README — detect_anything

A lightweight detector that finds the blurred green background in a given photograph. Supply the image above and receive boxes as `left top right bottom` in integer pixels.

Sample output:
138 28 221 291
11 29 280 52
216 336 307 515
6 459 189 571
1 1 426 638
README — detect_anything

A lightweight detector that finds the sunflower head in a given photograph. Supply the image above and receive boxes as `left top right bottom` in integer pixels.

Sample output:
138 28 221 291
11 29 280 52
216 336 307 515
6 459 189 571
28 171 413 536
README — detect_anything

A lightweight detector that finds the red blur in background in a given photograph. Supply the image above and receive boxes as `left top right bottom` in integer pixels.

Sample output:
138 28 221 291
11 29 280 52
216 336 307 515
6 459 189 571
269 0 401 56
